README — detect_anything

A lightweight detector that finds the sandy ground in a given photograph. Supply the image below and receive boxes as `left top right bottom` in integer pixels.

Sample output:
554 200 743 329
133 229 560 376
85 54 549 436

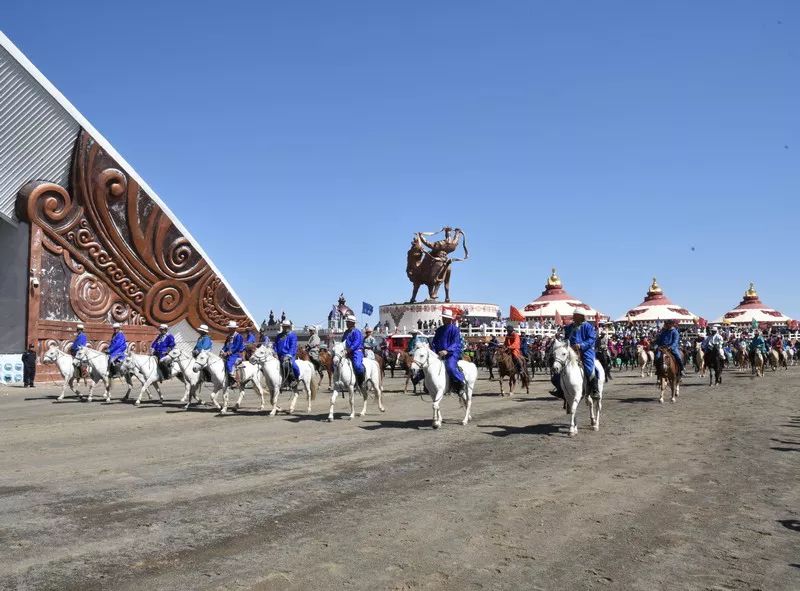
0 364 798 591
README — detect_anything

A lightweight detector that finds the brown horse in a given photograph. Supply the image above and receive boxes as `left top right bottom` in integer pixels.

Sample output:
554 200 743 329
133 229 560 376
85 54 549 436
384 350 417 393
734 347 749 372
493 349 529 396
655 347 680 403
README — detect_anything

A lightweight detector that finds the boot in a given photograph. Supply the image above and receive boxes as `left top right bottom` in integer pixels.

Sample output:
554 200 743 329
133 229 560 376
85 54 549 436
356 371 365 387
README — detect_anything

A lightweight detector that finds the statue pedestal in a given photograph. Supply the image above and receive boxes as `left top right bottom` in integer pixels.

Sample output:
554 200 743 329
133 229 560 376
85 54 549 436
379 301 500 334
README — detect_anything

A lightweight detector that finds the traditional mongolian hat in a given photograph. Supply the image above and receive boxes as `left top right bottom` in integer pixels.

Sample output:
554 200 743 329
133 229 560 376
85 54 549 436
365 326 373 333
76 323 84 330
227 320 238 329
441 309 454 319
281 319 291 327
112 322 121 328
345 314 357 322
158 323 168 329
198 324 209 333
307 325 317 331
572 307 586 317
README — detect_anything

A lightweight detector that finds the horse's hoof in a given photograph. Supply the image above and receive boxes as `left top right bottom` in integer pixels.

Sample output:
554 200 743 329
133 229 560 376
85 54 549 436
432 423 441 430
461 420 469 426
220 409 228 415
380 407 386 413
344 415 353 421
568 430 578 437
358 412 365 418
134 400 141 407
327 416 333 422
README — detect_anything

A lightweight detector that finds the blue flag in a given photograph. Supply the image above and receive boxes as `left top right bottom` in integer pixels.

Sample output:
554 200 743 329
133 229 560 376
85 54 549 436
362 302 374 316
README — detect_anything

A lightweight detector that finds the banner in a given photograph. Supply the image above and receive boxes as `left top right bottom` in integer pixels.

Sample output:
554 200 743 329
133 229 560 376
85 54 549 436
362 302 374 316
509 306 525 322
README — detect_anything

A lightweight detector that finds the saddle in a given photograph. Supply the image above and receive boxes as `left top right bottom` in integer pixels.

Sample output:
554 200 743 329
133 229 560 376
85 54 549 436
280 357 298 389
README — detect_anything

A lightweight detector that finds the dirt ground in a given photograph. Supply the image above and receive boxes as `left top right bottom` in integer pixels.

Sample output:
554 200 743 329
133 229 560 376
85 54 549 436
0 364 798 591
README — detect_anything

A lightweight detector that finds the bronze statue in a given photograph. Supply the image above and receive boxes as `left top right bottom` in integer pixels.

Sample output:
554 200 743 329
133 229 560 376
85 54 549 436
405 227 468 303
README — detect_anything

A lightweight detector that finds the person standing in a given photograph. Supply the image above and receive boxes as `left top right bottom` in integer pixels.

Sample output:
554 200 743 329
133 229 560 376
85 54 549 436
21 343 37 387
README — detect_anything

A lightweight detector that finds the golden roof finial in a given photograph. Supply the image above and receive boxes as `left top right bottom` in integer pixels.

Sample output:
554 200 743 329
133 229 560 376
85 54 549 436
746 282 757 297
649 277 662 293
547 267 561 287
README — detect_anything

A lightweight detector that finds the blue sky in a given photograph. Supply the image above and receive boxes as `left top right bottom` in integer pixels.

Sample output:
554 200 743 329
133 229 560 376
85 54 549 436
4 1 798 324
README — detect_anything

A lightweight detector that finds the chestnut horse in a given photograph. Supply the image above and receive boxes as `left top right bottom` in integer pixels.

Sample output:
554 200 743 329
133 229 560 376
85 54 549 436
492 349 529 396
654 347 680 403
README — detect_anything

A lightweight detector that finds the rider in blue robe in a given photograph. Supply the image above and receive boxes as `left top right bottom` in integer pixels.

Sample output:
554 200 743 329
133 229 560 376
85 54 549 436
221 325 245 377
107 324 127 376
431 312 465 392
274 321 300 380
655 320 683 375
342 315 365 384
551 310 597 395
244 329 257 346
193 325 213 357
151 326 175 358
70 326 87 356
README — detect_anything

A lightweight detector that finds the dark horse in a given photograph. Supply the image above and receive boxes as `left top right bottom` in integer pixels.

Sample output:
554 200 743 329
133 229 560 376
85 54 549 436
705 346 724 386
405 228 467 303
493 350 529 396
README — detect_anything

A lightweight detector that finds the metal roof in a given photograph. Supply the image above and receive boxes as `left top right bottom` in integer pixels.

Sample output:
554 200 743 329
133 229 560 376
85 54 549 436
0 31 254 323
0 42 78 223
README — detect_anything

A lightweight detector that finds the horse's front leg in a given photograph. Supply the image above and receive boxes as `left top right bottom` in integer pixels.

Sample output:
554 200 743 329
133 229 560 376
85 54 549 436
461 387 473 426
568 394 580 436
432 387 444 429
269 384 282 416
672 380 679 403
234 385 247 411
135 378 154 406
327 388 339 421
209 383 222 410
288 388 299 415
58 378 69 401
102 377 111 403
658 378 665 404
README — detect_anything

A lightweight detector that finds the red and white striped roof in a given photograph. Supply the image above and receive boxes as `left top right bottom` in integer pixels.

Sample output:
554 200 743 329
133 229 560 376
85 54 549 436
522 269 606 322
616 278 696 324
713 283 791 326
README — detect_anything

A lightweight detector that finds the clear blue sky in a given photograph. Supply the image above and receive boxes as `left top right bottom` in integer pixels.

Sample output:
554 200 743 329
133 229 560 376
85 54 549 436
5 1 798 324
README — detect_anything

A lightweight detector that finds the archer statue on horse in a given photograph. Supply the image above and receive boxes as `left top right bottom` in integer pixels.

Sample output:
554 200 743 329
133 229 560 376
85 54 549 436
406 226 468 303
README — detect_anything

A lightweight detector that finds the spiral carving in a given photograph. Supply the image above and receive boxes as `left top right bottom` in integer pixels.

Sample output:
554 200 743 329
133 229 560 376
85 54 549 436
70 273 115 320
110 302 130 322
145 280 190 324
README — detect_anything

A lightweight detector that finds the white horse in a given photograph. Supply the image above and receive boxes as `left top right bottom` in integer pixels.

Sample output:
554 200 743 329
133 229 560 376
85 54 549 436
163 348 206 409
328 342 384 421
42 345 90 401
786 347 796 367
221 359 267 415
550 339 604 436
192 350 229 410
247 345 319 417
120 352 182 406
72 347 116 403
636 344 654 378
410 343 477 429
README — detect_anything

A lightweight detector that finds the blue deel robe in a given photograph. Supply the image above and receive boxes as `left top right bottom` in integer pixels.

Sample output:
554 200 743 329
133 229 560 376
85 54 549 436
222 332 245 374
343 327 365 375
193 335 212 355
107 332 127 362
568 322 597 378
151 333 175 357
244 331 257 345
431 323 465 384
70 333 87 356
259 333 270 346
275 331 300 378
655 327 683 368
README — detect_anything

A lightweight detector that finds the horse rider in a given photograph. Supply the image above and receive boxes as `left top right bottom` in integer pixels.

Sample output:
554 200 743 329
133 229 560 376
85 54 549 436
220 321 245 387
503 324 525 376
107 322 128 378
654 319 684 377
771 331 784 356
363 326 377 360
342 314 366 386
70 323 88 375
258 326 270 347
570 309 599 393
520 333 530 367
749 329 766 365
193 324 212 357
306 325 321 372
243 326 258 360
596 322 612 382
431 309 465 394
703 325 724 355
274 319 300 386
150 323 176 380
485 335 499 379
407 328 428 353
